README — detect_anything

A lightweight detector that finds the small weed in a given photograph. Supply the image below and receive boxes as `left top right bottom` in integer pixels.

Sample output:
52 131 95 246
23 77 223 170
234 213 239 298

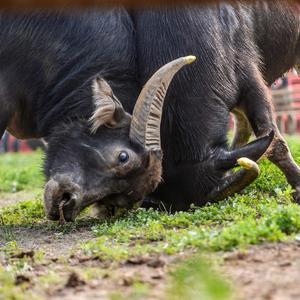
166 256 231 300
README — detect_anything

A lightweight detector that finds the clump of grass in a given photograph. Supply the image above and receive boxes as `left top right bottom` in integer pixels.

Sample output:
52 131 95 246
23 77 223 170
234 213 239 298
250 136 300 193
0 198 45 226
0 241 19 256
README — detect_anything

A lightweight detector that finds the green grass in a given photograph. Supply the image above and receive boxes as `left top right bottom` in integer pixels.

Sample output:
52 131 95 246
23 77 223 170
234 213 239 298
82 191 300 259
0 266 26 300
0 150 44 193
0 198 45 225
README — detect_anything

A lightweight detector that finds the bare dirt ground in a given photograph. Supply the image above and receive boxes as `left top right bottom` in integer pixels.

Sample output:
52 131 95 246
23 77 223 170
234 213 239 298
48 242 300 300
2 196 300 300
8 242 300 300
223 242 300 300
48 254 178 300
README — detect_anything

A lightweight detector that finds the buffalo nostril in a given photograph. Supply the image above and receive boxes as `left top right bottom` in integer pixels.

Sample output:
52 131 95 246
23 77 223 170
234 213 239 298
62 192 72 202
44 177 82 222
59 192 77 223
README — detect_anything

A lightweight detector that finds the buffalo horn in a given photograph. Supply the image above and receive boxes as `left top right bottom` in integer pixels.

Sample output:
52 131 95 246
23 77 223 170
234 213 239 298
129 56 196 151
207 131 274 201
215 131 274 171
208 157 260 202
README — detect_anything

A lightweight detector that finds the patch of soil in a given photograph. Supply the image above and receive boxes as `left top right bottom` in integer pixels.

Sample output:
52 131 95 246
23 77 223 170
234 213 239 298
5 235 300 299
47 254 180 300
0 193 96 258
223 242 300 300
0 201 179 300
14 227 94 257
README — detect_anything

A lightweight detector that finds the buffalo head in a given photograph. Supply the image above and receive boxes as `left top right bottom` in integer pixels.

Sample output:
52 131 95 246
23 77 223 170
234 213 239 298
44 56 196 222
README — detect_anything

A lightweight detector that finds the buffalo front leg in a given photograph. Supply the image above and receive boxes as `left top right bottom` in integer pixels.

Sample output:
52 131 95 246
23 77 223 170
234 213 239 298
242 68 300 202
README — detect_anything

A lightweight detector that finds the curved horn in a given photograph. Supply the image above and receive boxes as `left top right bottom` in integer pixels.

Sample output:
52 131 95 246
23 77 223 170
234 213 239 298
129 55 196 151
208 157 260 202
215 130 274 170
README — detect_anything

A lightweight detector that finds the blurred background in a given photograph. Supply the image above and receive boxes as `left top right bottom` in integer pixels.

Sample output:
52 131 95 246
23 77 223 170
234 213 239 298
0 133 45 153
271 69 300 134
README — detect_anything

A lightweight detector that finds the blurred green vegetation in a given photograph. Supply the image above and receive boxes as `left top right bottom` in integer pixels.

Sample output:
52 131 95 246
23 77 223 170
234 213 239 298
166 257 232 300
0 150 44 193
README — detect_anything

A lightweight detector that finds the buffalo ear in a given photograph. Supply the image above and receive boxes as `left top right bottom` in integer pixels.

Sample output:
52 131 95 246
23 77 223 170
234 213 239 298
89 77 131 133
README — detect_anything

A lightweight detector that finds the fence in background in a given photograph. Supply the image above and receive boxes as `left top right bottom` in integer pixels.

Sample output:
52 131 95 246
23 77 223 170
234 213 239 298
271 71 300 135
0 132 44 153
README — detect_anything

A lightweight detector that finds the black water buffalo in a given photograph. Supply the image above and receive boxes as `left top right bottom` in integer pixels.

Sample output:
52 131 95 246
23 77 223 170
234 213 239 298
0 2 298 221
0 11 199 222
133 1 300 211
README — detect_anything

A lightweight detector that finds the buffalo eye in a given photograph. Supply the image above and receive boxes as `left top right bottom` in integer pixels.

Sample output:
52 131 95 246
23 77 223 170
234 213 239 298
118 151 129 163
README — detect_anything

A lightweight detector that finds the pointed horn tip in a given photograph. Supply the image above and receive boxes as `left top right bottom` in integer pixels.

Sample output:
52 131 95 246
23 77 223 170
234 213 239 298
183 55 197 64
237 157 259 171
